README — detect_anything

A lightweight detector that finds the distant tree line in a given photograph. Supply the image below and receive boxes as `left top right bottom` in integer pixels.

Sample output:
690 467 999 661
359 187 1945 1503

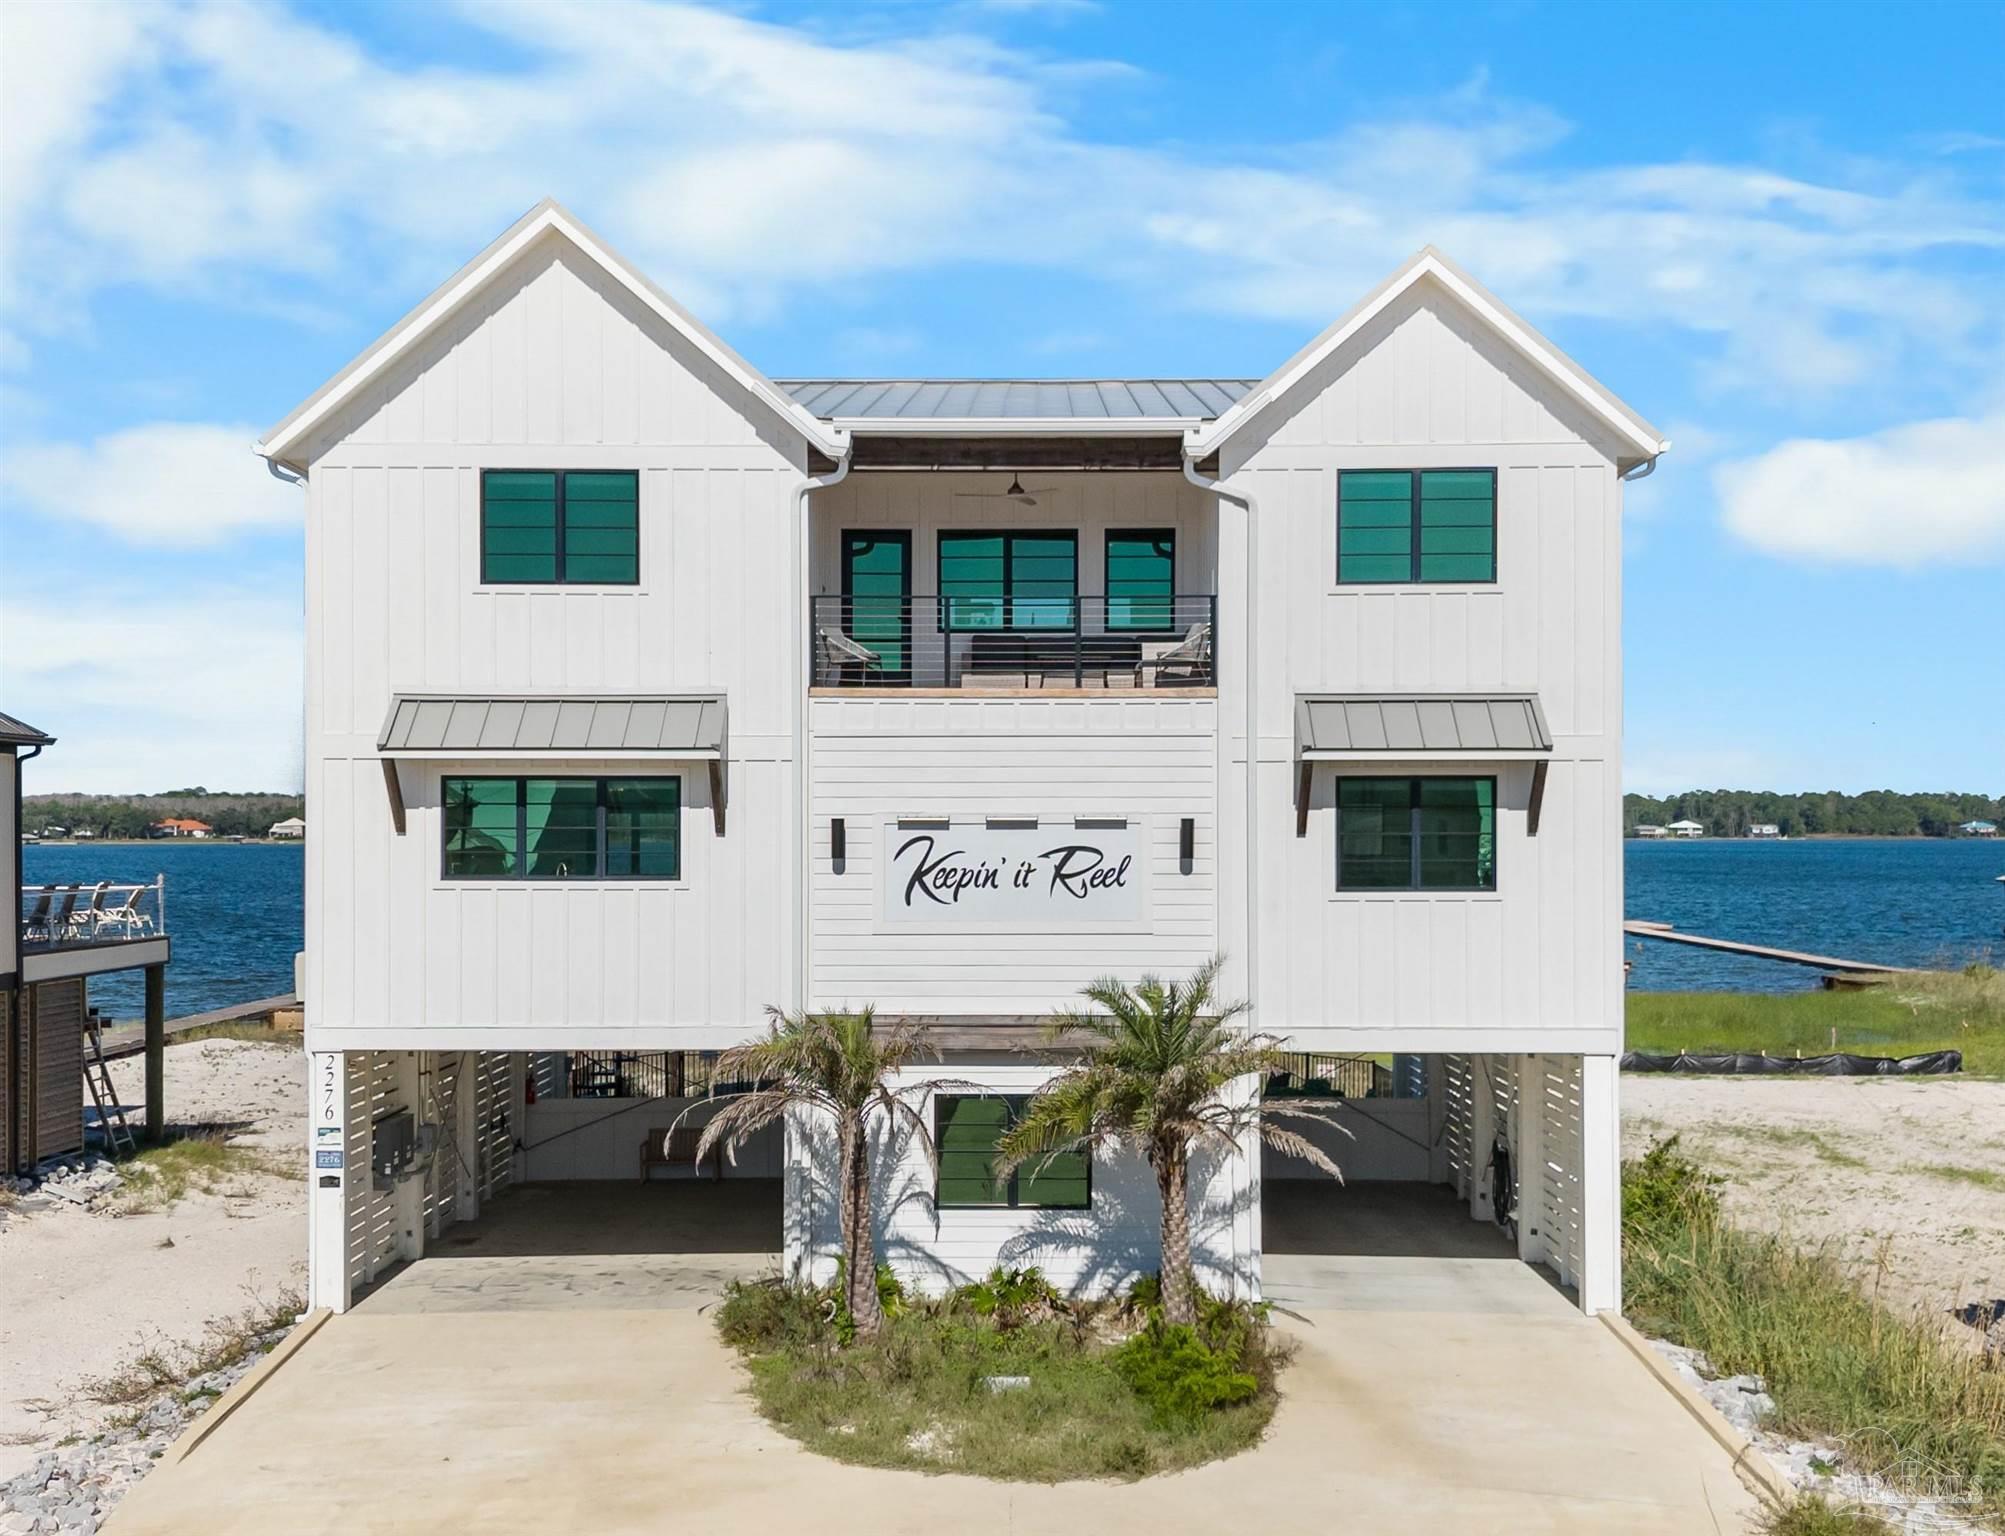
1625 790 2004 839
22 790 305 841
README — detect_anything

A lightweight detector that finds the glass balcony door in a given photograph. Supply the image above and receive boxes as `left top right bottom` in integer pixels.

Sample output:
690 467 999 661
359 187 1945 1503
841 530 912 684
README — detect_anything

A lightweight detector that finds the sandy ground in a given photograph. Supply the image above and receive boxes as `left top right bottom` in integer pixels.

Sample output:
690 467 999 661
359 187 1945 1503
0 1039 306 1479
1622 1075 2005 1326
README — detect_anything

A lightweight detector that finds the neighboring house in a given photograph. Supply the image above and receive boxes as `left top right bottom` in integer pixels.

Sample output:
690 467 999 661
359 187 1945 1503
262 199 1665 1320
268 817 306 839
1666 820 1706 838
3 712 173 1173
1959 819 1998 838
150 818 213 839
1748 823 1781 838
1632 824 1668 839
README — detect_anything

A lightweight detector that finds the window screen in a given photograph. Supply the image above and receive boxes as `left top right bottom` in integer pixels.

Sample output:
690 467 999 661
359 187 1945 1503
442 776 680 880
934 1095 1089 1209
1336 777 1496 890
482 470 638 584
1338 469 1495 584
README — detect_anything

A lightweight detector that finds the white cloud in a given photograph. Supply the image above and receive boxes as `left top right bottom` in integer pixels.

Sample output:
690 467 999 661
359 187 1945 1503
2 422 300 546
1716 411 2005 567
0 0 1999 407
0 589 302 793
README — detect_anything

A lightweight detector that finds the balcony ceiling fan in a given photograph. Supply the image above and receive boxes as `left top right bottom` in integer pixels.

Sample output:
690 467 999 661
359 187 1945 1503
967 472 1063 507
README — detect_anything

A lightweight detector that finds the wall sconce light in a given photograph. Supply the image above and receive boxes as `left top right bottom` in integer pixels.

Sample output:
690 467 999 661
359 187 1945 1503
1179 817 1195 872
831 817 846 866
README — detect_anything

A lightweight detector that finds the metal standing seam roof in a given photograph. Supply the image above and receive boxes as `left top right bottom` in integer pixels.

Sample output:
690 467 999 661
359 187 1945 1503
1295 694 1553 756
0 711 54 748
776 379 1258 423
377 695 726 755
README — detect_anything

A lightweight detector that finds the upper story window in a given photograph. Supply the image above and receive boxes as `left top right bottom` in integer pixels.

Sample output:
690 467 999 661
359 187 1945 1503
1104 528 1176 632
938 530 1077 631
443 776 679 880
1336 776 1496 891
935 1094 1090 1209
481 470 639 585
1337 469 1495 584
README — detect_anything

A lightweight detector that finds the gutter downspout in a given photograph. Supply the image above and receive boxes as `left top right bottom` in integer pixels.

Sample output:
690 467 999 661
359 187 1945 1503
1183 451 1260 1300
791 449 852 1019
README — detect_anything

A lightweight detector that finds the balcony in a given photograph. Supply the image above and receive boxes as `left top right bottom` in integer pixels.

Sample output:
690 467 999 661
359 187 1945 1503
20 877 167 955
810 594 1216 692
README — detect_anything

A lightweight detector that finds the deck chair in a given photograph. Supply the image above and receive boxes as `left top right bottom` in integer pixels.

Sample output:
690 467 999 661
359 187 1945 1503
1147 621 1213 685
98 884 153 938
817 625 883 686
21 886 54 942
76 882 111 936
49 886 82 940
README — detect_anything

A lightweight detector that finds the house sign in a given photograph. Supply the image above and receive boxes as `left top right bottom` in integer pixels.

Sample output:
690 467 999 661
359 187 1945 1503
879 819 1147 929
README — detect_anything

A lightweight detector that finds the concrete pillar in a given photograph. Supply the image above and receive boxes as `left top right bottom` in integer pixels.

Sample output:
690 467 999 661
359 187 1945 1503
143 965 165 1142
452 1053 480 1224
1578 1053 1622 1314
392 1052 426 1264
1514 1053 1547 1269
308 1050 352 1312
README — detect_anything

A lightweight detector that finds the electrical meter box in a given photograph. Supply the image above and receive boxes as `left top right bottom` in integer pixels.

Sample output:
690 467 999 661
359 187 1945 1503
371 1109 417 1191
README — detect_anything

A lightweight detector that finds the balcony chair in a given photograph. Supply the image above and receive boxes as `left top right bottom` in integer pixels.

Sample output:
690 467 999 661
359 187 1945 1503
21 885 54 943
1145 621 1213 685
817 625 883 686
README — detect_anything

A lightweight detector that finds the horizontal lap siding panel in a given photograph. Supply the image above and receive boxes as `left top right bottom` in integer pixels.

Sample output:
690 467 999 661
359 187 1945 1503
304 241 806 1052
32 981 86 1163
794 1065 1240 1297
809 709 1216 1014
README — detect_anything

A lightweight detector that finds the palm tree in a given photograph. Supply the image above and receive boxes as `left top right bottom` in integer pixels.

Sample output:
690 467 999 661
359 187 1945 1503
682 1006 938 1338
994 958 1345 1327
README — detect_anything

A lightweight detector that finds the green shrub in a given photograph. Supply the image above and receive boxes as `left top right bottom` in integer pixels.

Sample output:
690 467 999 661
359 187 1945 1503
1621 1135 1721 1238
1113 1319 1259 1424
952 1266 1060 1329
716 1277 838 1353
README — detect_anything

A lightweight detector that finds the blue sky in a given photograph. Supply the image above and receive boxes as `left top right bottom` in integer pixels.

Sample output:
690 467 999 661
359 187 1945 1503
1 0 2001 794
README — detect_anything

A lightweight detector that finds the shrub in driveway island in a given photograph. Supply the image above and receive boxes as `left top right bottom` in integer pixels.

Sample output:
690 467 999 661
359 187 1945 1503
996 957 1348 1326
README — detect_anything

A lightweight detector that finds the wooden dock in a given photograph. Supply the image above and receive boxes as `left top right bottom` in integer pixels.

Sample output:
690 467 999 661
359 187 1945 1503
1622 921 1909 976
97 993 299 1061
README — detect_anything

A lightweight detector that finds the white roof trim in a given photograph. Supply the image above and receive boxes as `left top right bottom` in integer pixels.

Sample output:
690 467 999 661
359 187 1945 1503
833 418 1199 437
1186 248 1669 465
257 199 847 466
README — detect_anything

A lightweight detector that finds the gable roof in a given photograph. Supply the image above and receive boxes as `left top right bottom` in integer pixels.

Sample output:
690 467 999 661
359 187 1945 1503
258 200 847 469
1186 247 1668 468
0 710 54 748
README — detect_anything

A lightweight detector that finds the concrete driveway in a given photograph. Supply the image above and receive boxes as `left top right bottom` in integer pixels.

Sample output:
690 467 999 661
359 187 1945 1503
107 1188 1760 1536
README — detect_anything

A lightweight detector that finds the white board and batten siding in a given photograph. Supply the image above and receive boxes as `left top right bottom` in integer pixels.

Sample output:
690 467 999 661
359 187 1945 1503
1217 280 1626 1056
808 697 1217 1017
788 1062 1256 1300
302 235 807 1052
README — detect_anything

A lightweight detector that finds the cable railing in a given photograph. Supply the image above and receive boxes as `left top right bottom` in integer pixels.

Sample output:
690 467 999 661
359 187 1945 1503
1265 1054 1398 1099
19 877 166 951
810 593 1217 690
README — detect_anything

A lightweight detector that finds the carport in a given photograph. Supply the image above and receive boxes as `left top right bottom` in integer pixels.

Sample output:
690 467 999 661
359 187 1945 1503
1259 1051 1610 1309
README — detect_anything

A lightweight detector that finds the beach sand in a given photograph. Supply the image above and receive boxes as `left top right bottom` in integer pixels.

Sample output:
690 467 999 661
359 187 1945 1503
1622 1074 2005 1327
0 1039 306 1478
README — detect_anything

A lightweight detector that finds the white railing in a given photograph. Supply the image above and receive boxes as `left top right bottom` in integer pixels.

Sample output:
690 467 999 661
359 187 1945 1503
18 876 166 948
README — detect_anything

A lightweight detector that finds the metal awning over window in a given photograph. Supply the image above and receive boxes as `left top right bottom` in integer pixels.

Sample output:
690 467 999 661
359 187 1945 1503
375 694 728 834
1293 693 1553 836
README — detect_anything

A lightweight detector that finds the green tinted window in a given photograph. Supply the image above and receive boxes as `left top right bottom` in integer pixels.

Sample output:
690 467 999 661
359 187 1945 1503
1337 777 1497 891
937 531 1078 632
482 470 638 585
441 777 681 881
604 778 680 878
1339 469 1495 584
935 1095 1089 1210
443 778 519 877
1105 529 1175 631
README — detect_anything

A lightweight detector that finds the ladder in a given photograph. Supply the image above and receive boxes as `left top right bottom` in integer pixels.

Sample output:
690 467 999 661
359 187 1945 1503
83 1013 138 1158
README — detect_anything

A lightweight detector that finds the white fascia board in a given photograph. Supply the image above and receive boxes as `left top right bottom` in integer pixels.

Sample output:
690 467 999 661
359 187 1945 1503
836 418 1199 437
1186 248 1669 464
257 199 846 467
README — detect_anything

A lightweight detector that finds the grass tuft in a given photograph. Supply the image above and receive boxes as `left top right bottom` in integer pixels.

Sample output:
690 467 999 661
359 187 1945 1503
1624 1139 2005 1518
116 1126 296 1211
1759 1497 1898 1536
1627 965 2005 1077
76 1285 305 1408
716 1274 1283 1481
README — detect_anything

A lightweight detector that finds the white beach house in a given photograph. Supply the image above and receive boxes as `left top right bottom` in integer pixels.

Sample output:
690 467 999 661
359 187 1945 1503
262 200 1663 1319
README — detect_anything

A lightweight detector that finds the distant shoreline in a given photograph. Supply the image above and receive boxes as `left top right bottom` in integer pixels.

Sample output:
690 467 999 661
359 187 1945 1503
21 838 303 848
